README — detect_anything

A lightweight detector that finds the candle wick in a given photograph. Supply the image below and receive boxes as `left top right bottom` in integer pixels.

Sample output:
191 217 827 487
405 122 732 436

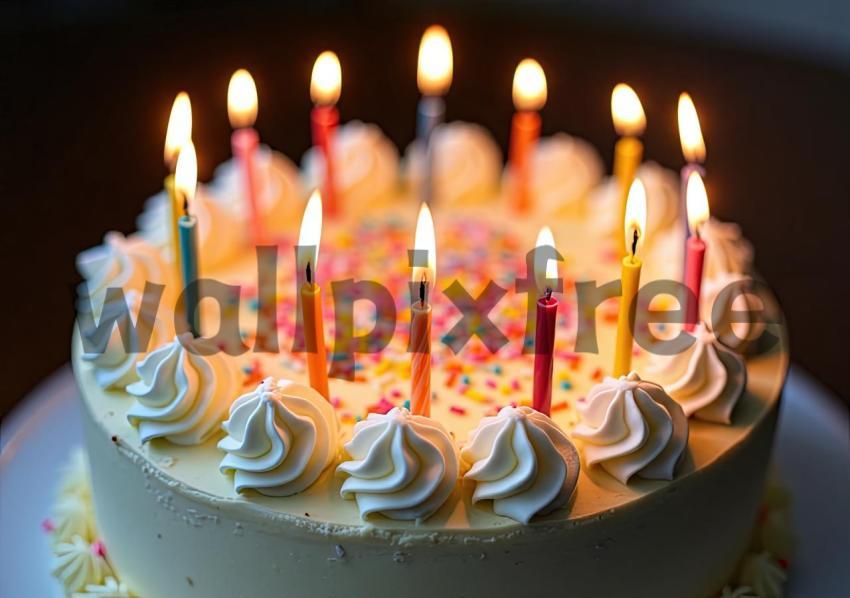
545 287 552 302
306 261 313 285
419 275 426 307
631 229 639 257
182 195 189 217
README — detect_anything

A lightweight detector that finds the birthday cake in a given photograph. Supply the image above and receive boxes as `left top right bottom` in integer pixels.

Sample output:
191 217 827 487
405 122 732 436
53 30 792 598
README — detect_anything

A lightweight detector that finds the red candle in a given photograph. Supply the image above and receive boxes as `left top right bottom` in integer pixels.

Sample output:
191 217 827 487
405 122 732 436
228 69 263 244
678 93 707 281
509 59 546 213
311 51 342 218
532 226 559 416
684 171 710 332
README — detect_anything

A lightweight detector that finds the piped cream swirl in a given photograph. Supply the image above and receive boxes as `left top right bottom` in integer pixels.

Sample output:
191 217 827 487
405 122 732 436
702 217 754 278
404 122 502 206
302 121 399 215
52 536 113 594
526 133 604 216
126 333 237 445
81 290 173 391
701 272 765 353
648 322 747 424
573 372 688 484
336 407 458 522
218 377 339 496
461 406 580 524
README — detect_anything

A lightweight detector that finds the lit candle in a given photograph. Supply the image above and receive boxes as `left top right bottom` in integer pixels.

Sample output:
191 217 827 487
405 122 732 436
613 178 647 377
611 84 646 255
310 51 342 219
175 142 201 337
163 92 192 270
684 171 710 331
410 203 436 417
416 25 453 204
677 92 707 279
509 58 547 213
298 190 330 400
228 69 263 244
532 226 558 416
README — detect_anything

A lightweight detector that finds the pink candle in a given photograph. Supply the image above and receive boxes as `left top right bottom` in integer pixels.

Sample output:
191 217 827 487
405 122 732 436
532 291 558 416
310 105 339 218
228 69 263 244
684 235 706 331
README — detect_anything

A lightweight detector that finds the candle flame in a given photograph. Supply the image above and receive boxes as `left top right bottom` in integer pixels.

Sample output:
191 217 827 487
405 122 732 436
164 92 192 170
228 69 258 129
686 171 710 235
534 226 558 295
512 58 547 112
311 51 342 106
412 202 437 287
174 141 197 206
417 25 453 96
298 190 324 277
678 92 706 163
624 178 647 257
611 83 646 136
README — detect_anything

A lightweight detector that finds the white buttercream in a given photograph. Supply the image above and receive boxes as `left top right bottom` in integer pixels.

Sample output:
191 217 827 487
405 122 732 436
526 133 604 215
126 333 237 445
736 552 786 598
702 217 754 278
404 122 502 206
219 377 339 496
52 536 113 594
647 322 747 424
337 407 459 522
209 145 303 238
72 576 134 598
461 406 580 524
701 272 765 353
590 162 680 238
573 372 688 484
81 290 173 391
302 121 399 215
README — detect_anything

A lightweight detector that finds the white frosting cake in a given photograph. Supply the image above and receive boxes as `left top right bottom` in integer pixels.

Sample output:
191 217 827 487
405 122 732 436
62 121 789 598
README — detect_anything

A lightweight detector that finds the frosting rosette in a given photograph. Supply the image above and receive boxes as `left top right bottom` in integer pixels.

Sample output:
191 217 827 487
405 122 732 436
126 333 237 445
218 377 339 496
76 232 171 317
302 121 399 215
336 407 459 522
81 290 173 391
137 184 242 269
648 322 747 424
525 133 604 216
701 272 765 353
52 536 113 594
460 406 580 524
590 161 680 238
209 145 304 238
702 217 754 278
573 372 688 484
404 121 502 206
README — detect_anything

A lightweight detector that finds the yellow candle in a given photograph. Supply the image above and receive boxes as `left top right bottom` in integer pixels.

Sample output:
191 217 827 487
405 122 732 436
410 203 436 416
614 178 647 377
610 83 646 255
298 191 330 400
164 92 192 268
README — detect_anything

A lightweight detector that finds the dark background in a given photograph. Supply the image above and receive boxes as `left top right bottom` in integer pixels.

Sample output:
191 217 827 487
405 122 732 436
2 1 849 418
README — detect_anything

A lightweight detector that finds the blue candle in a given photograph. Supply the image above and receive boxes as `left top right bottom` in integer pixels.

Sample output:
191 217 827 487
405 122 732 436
416 96 445 204
179 210 200 337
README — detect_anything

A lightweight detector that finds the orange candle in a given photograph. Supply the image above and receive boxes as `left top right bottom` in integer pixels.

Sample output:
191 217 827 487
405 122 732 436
410 203 436 416
610 83 646 255
163 92 192 271
509 58 546 213
298 191 330 400
613 178 647 377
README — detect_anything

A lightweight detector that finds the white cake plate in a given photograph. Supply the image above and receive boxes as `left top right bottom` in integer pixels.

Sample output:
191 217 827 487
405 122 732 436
1 364 848 597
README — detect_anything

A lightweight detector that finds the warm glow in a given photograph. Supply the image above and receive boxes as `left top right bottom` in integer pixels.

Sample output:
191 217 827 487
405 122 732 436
534 226 558 295
686 171 710 235
227 69 258 129
311 51 342 106
678 92 706 163
417 25 453 96
611 83 646 136
298 190 324 277
164 92 192 169
624 178 647 257
412 203 437 286
512 58 547 112
174 141 197 207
